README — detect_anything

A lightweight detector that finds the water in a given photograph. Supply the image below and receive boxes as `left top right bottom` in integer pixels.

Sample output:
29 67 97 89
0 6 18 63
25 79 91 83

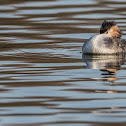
0 0 126 125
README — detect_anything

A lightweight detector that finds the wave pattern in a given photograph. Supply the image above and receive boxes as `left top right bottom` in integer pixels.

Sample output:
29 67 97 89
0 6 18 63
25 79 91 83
0 0 126 125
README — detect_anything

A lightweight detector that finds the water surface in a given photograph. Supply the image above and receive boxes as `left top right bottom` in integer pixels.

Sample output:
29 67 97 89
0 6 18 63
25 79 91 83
0 0 126 126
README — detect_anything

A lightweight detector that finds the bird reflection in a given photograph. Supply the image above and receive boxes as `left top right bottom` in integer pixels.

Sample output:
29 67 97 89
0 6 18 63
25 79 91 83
82 53 126 91
82 53 125 70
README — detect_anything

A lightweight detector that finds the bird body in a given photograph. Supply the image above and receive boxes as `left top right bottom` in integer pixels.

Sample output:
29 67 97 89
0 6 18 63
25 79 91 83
82 34 126 54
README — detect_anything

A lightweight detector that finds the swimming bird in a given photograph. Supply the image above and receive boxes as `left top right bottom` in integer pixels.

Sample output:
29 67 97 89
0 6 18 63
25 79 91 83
82 20 126 54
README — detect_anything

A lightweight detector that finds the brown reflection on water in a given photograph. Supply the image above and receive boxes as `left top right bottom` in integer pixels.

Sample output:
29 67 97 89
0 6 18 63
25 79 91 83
0 0 126 126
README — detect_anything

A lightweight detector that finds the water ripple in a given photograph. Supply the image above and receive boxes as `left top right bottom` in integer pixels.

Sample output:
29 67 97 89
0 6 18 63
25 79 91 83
0 0 126 126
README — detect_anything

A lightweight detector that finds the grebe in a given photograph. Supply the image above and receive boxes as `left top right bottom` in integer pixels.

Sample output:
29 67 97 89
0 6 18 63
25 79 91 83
82 20 126 54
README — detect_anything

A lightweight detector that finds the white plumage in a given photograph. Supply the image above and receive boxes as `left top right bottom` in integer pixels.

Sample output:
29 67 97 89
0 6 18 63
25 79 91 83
82 34 125 54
